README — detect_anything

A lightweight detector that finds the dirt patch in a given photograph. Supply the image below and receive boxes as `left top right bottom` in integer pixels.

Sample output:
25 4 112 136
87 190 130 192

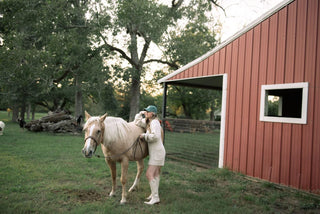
52 189 106 203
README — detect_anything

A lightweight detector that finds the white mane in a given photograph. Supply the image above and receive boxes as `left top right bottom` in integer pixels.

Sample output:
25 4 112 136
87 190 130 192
103 117 130 144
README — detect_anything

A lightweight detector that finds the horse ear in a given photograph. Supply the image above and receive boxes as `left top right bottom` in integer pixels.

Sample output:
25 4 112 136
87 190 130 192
85 111 91 120
100 113 108 123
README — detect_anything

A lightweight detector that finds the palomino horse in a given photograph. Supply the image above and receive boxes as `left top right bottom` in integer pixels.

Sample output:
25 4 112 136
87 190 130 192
82 111 148 204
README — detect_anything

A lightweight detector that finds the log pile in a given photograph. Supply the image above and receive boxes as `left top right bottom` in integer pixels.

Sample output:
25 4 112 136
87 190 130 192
25 112 82 134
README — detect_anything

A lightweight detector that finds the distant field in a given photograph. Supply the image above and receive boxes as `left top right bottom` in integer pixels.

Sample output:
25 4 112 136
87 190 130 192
0 111 319 213
1 110 48 123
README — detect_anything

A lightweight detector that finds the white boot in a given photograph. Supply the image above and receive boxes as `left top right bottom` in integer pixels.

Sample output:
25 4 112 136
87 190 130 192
146 176 159 200
144 178 160 205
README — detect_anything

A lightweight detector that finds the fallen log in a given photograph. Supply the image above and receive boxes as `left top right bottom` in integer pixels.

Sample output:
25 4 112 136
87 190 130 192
25 112 82 134
40 112 72 123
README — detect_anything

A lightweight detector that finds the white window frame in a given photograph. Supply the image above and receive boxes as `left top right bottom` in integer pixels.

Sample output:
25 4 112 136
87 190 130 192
260 82 309 124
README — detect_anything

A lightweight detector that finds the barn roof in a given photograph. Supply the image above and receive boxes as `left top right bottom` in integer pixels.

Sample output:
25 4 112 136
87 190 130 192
157 0 294 87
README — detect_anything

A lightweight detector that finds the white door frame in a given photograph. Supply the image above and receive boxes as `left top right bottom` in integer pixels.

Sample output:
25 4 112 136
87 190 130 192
218 74 227 168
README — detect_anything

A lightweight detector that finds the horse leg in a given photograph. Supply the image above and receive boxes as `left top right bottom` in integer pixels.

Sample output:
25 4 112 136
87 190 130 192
120 157 129 204
129 159 144 192
107 159 117 197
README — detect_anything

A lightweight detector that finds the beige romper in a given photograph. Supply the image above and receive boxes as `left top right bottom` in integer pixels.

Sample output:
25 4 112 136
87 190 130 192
134 112 166 166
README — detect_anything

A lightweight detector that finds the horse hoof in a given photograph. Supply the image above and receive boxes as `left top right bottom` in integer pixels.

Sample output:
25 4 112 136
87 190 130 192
120 199 126 205
128 186 137 192
109 192 116 197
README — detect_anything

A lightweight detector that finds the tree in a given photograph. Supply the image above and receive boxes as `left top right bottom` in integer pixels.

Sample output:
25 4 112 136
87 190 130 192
0 0 54 120
161 20 221 120
1 0 223 122
89 0 223 121
0 0 109 120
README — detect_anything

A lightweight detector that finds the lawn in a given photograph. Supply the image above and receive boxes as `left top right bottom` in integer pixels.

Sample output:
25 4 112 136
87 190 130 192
0 111 319 213
165 131 220 168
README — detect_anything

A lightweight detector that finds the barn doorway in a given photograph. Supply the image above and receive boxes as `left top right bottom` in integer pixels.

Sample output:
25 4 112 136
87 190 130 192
161 74 227 168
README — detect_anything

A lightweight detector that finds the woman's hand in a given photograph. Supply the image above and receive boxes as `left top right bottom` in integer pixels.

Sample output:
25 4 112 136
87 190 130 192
140 111 146 118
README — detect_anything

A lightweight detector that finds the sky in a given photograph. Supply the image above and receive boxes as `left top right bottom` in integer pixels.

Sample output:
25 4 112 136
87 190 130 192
216 0 284 41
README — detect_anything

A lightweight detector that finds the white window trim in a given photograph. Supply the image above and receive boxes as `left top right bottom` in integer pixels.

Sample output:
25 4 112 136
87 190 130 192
260 82 309 124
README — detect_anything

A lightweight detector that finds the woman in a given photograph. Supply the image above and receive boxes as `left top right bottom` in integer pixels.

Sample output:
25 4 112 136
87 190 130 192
134 105 166 205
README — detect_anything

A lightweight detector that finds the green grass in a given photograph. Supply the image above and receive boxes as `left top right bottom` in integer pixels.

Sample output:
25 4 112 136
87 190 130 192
0 111 319 213
165 131 220 167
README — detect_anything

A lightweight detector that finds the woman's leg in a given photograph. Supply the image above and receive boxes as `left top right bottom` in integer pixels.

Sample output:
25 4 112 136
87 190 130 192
146 165 159 182
146 166 161 200
145 165 161 205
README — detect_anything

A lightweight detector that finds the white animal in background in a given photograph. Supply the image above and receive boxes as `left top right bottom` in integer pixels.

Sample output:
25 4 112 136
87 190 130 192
0 121 5 135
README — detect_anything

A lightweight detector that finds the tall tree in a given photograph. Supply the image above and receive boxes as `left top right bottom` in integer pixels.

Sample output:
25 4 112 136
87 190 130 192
89 0 222 121
0 0 53 120
0 0 108 119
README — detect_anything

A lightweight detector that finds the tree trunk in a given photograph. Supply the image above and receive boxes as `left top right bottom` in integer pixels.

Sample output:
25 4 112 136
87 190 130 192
20 100 26 120
12 105 19 122
32 105 36 120
210 102 215 121
27 103 31 120
74 74 83 118
129 77 141 121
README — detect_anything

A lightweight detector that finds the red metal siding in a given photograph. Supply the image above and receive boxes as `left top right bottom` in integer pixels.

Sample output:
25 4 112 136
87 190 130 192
233 0 319 192
290 0 306 189
280 1 296 187
213 51 220 75
224 43 234 169
312 0 320 193
239 30 253 174
234 36 246 171
219 47 226 75
246 26 261 177
271 6 287 184
207 55 214 76
226 40 240 169
165 0 319 192
254 19 268 178
302 0 319 191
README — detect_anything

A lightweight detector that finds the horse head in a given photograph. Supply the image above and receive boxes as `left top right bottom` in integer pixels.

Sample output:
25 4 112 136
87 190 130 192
82 111 108 158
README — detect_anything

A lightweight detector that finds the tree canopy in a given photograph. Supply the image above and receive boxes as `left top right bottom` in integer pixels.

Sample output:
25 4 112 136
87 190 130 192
0 0 110 120
0 0 223 121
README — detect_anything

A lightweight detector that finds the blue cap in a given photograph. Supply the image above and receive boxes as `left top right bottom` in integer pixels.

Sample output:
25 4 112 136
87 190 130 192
144 105 157 114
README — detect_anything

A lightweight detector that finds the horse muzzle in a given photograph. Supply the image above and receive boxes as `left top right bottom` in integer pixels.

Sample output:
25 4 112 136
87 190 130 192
82 148 93 158
82 136 99 158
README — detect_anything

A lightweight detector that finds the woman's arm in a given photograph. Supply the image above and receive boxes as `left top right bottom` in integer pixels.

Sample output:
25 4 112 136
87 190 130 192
143 120 161 143
134 111 147 128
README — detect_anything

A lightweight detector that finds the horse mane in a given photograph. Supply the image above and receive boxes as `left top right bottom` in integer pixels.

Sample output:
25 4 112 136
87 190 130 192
83 117 100 131
103 117 130 144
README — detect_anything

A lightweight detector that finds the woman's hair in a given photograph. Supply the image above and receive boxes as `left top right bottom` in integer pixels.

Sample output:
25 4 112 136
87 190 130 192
146 113 158 132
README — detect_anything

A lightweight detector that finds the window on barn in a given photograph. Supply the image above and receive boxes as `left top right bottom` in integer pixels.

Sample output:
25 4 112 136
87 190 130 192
260 82 309 124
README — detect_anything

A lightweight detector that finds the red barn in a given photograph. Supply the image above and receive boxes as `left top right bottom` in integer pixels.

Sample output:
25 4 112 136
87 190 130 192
158 0 320 193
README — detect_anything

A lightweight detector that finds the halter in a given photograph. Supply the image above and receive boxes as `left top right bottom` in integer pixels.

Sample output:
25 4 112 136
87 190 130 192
84 135 100 154
84 136 99 144
84 119 105 154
